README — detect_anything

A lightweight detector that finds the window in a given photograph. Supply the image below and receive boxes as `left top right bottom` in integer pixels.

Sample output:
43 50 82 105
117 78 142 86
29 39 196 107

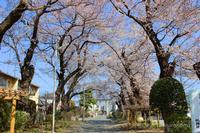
196 119 200 129
0 77 8 88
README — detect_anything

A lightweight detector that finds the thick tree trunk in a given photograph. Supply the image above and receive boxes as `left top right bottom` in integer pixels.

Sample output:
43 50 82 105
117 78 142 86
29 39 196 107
193 62 200 79
19 10 44 90
61 96 71 112
20 64 35 90
161 110 171 133
0 0 27 43
129 76 141 105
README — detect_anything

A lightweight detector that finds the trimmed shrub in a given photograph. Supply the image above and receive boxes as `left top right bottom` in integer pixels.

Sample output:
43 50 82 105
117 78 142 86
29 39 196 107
150 78 188 132
150 78 188 116
15 111 30 129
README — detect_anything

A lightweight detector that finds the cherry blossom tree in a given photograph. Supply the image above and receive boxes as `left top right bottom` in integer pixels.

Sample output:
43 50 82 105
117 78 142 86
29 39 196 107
110 0 200 78
39 0 111 110
3 0 71 90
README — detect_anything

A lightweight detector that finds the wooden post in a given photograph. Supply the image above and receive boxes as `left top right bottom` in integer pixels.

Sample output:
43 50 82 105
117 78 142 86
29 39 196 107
157 110 160 128
10 98 17 133
127 110 130 122
134 111 136 130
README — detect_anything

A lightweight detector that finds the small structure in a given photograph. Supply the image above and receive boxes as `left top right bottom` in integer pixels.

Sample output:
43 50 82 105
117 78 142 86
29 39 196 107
0 71 39 133
0 71 40 110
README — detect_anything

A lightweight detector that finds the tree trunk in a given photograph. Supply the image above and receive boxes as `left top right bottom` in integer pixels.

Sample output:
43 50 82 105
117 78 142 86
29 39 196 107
61 96 71 112
193 62 200 79
19 11 42 90
161 110 171 133
0 0 27 43
20 64 35 90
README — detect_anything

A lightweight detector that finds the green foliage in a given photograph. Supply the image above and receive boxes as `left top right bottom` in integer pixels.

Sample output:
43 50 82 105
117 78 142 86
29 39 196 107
55 110 62 120
69 100 76 110
167 113 191 133
61 111 74 120
112 110 123 119
79 88 96 111
150 78 189 132
15 111 30 129
46 114 52 122
34 111 44 124
0 100 11 131
150 78 188 116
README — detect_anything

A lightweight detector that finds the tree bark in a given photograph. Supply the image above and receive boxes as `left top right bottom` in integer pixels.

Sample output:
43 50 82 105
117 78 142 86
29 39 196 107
20 12 43 90
0 0 27 43
193 62 200 79
60 70 86 111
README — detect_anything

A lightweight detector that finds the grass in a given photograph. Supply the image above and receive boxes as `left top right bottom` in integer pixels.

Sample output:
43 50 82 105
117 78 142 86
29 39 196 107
2 120 82 133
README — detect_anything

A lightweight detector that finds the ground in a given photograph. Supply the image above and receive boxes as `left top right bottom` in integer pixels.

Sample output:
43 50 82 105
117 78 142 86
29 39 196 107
3 115 163 133
66 115 164 133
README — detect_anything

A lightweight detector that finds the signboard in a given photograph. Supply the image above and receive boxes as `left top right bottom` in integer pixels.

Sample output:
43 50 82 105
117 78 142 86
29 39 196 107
191 90 200 133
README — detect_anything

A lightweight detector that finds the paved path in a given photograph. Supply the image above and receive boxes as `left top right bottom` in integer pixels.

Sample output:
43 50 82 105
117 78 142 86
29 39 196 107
66 115 128 133
66 115 163 133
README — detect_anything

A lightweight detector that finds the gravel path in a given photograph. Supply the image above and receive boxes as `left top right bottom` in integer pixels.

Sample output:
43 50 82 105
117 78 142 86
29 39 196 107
66 115 127 133
66 115 163 133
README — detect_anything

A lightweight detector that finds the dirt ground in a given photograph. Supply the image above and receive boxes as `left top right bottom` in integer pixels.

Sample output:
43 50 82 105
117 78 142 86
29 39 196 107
65 115 164 133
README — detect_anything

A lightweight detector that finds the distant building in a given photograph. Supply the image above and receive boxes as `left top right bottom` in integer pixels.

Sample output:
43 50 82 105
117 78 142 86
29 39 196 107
86 90 118 116
0 71 39 111
96 98 117 115
88 98 117 116
39 92 62 111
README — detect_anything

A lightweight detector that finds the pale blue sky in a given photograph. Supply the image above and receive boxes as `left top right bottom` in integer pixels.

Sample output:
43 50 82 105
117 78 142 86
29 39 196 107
0 0 199 96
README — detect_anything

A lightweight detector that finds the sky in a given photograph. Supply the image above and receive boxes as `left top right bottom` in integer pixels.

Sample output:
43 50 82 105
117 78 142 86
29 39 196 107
0 48 54 95
0 0 200 97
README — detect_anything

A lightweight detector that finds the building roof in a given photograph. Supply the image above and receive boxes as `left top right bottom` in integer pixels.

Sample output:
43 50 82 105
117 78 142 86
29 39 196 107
0 70 39 88
0 70 19 80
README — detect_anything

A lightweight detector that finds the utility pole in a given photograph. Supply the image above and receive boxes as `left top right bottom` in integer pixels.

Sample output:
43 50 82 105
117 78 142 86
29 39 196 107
52 46 57 133
45 91 47 128
82 87 85 121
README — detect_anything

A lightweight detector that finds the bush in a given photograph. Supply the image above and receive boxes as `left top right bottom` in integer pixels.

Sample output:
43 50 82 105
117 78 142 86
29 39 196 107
112 111 123 119
0 100 11 131
46 114 53 122
34 111 44 124
150 78 189 132
55 110 62 120
150 78 188 118
15 111 30 129
107 113 113 119
166 114 191 133
61 111 74 120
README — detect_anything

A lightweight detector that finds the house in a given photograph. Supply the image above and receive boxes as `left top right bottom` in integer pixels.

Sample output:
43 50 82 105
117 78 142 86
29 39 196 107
88 98 117 116
0 71 39 111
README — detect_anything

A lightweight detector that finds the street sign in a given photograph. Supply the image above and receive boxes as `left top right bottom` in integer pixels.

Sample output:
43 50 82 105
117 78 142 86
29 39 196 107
191 89 200 133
